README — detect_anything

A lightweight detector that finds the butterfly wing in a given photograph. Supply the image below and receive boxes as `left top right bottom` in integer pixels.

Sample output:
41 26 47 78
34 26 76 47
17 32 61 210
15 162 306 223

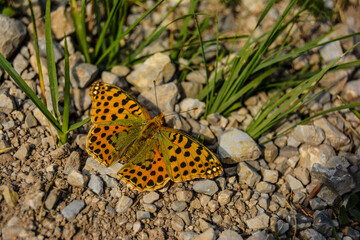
158 128 223 182
87 81 150 166
118 139 171 191
90 81 151 126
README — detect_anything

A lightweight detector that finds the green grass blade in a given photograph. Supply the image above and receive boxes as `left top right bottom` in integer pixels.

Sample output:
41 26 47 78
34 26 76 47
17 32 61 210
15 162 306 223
0 53 62 132
45 0 61 121
60 36 71 144
67 117 91 133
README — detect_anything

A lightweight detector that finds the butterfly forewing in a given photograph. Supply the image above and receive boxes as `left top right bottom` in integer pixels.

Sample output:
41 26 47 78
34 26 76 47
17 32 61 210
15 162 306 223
90 81 150 125
159 128 223 182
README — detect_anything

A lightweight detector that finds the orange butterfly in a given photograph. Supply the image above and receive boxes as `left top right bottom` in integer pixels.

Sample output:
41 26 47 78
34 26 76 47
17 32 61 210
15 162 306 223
86 81 223 191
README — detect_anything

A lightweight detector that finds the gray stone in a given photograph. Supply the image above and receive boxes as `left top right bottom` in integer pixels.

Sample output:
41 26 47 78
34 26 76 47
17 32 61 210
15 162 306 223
245 213 270 230
274 219 289 235
143 192 160 204
180 81 202 98
309 198 328 210
320 40 343 63
345 227 360 239
261 169 278 183
127 52 175 90
183 231 199 240
194 228 216 240
207 199 219 212
193 180 219 195
298 144 336 170
314 118 350 150
219 129 261 163
138 82 179 114
106 205 116 215
116 196 133 213
177 211 190 225
0 91 16 114
13 53 28 74
311 163 354 195
317 186 340 206
293 167 310 185
72 63 98 88
218 229 243 240
186 69 207 84
61 200 85 220
300 228 326 240
285 175 304 191
171 201 187 212
176 190 193 202
171 215 184 231
217 190 233 205
67 170 87 187
64 151 81 175
85 156 123 179
101 71 129 89
14 144 30 161
237 162 261 187
2 120 16 131
88 174 104 194
291 125 325 145
255 181 276 194
24 113 38 128
23 190 44 210
133 221 142 233
136 210 151 220
0 14 27 58
247 231 269 240
279 146 299 158
343 79 360 102
50 6 75 39
287 213 312 230
143 203 157 213
45 189 59 210
111 65 130 77
179 98 205 119
37 38 64 63
313 210 333 237
73 88 92 111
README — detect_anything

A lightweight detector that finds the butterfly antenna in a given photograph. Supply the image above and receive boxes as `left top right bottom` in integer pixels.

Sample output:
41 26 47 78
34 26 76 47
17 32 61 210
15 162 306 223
164 107 198 118
153 80 160 114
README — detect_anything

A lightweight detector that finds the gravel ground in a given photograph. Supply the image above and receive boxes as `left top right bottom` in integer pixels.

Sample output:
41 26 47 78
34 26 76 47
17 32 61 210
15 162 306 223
1 1 360 239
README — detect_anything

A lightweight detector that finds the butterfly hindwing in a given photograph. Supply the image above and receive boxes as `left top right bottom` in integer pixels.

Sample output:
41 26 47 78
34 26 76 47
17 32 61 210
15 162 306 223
159 128 223 182
90 81 150 125
118 140 170 191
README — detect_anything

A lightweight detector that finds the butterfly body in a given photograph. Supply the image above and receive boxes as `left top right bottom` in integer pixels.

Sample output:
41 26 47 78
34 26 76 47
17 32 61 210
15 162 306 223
87 81 223 191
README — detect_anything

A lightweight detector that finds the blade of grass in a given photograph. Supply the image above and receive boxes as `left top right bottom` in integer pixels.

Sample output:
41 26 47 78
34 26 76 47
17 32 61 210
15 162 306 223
67 117 91 133
45 0 61 121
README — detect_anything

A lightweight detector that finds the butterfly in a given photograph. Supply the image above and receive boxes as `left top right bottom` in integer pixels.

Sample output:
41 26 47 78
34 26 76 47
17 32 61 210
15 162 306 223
86 81 223 191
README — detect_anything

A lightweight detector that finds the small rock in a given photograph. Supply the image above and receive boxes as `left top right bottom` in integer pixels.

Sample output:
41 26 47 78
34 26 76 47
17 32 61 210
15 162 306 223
171 215 185 231
88 174 104 194
177 211 191 225
24 113 38 128
72 63 98 88
116 196 133 213
0 14 27 58
291 125 325 145
143 203 157 213
0 91 16 114
279 146 299 158
50 6 75 39
37 38 64 63
264 142 278 162
317 186 340 206
300 229 326 240
237 162 261 187
246 213 270 230
208 199 219 212
133 221 142 233
255 181 276 193
219 129 261 163
2 216 34 240
136 210 151 220
179 98 206 119
3 185 18 207
85 156 123 179
14 144 30 161
186 69 206 84
183 231 199 240
176 190 193 202
13 53 28 74
50 143 71 159
293 167 310 185
314 118 350 150
313 210 333 237
217 190 233 205
261 169 278 183
111 65 130 77
143 192 160 204
171 201 187 212
45 189 59 210
218 229 243 240
309 198 327 210
194 228 216 240
101 71 128 88
298 144 336 170
342 79 360 102
287 213 312 230
285 175 304 191
73 88 92 111
64 151 81 175
272 219 289 235
61 200 85 220
320 40 343 63
180 81 202 98
67 170 87 187
193 179 219 195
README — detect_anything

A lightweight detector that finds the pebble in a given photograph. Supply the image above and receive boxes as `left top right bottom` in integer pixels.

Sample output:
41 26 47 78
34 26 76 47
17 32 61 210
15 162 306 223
101 71 128 88
171 215 184 231
245 213 270 230
313 210 333 237
291 125 325 145
0 91 16 114
116 196 133 213
0 14 27 58
85 156 123 179
285 175 304 191
180 81 202 98
237 162 261 187
73 88 92 111
143 192 160 204
293 167 310 185
50 143 71 159
111 65 130 77
127 52 175 90
37 38 64 63
13 53 28 74
314 118 350 150
320 40 343 63
179 98 206 119
342 79 360 102
61 200 85 220
274 219 289 235
194 228 216 240
300 228 326 240
64 151 81 175
208 199 219 212
177 211 191 225
217 190 233 205
171 201 188 212
316 186 340 206
193 179 219 195
143 203 157 213
183 231 199 240
67 170 87 187
45 189 59 210
50 5 75 39
72 63 98 88
133 221 142 233
2 216 34 239
24 113 38 128
298 144 335 170
13 143 30 161
261 169 278 183
264 142 278 162
218 230 243 240
176 190 193 202
255 181 276 194
309 198 327 210
136 210 151 220
186 69 207 84
218 129 261 163
88 174 104 195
